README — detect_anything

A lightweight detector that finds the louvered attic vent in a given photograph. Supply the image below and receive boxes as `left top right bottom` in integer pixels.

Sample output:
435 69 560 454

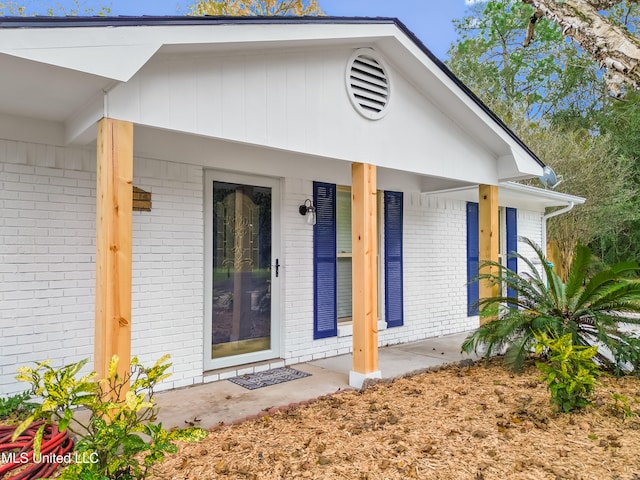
346 48 390 120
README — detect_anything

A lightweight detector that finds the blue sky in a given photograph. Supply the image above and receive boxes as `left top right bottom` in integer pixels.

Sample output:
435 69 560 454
318 0 471 59
17 0 475 59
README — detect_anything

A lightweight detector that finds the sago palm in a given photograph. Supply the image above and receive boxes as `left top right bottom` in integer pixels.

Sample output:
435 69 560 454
462 237 640 374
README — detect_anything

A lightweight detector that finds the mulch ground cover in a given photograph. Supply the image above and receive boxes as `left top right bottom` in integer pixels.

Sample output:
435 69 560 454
150 358 640 479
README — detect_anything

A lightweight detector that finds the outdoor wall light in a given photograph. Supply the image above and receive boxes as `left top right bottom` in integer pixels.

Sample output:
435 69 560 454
299 199 316 225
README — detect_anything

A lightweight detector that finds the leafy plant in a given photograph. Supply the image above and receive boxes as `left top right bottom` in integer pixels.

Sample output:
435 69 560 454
189 0 323 16
13 355 206 480
449 0 640 268
448 0 603 124
462 237 640 373
534 332 600 412
609 392 636 419
0 391 36 422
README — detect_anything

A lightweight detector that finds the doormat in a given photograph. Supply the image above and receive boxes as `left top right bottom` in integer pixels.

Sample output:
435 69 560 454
228 367 311 390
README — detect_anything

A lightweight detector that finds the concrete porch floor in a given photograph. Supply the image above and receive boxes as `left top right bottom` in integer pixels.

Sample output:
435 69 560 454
154 331 478 431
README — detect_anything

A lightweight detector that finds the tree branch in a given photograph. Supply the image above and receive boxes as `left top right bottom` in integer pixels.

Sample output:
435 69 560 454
585 0 627 8
523 0 640 95
524 9 543 47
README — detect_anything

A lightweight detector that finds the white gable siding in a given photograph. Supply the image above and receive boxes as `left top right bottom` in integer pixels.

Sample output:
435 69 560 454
107 49 498 184
0 140 204 395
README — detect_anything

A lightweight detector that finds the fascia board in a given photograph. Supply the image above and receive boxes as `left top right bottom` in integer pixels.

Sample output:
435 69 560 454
509 146 545 177
153 23 399 45
497 147 544 181
428 182 585 211
499 181 586 205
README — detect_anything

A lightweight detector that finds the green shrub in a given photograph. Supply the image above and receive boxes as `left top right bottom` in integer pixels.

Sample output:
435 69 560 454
0 391 36 422
535 332 600 412
608 391 636 419
462 237 640 374
14 355 206 480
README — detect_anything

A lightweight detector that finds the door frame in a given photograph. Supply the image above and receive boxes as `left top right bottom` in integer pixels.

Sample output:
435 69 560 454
203 170 282 371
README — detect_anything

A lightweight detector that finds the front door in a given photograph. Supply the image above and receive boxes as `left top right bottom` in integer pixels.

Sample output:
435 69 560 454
204 171 280 370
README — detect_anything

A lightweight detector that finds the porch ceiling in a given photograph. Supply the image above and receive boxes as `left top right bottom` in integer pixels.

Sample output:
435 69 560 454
0 52 110 123
127 125 476 195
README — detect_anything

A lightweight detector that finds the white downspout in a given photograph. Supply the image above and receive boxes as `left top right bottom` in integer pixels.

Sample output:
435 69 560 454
541 201 575 256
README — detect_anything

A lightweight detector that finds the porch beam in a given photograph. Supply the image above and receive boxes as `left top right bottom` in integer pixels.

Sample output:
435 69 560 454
349 162 381 388
478 184 499 325
95 118 134 389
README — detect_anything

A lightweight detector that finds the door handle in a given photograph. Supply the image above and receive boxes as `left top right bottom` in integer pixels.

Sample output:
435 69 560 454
275 258 280 278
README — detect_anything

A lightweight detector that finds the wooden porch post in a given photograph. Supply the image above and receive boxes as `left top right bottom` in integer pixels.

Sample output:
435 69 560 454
478 184 499 325
95 118 133 389
349 163 381 388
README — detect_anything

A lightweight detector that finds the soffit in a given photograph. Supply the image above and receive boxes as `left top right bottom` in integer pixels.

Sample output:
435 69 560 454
0 53 110 123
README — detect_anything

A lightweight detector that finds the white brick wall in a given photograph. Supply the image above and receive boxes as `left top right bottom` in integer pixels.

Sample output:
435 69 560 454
0 139 203 395
130 159 204 390
281 179 343 362
0 144 97 395
0 136 548 394
396 194 476 342
279 188 546 364
281 186 479 364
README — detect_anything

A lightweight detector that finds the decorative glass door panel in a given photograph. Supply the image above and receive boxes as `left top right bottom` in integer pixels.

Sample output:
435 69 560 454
211 181 272 360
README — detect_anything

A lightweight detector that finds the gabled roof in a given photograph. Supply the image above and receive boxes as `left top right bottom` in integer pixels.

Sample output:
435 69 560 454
0 15 544 179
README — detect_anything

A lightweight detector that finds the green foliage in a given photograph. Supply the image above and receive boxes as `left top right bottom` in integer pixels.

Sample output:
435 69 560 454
0 1 24 15
590 90 640 264
0 391 36 422
609 391 636 419
534 332 600 412
447 0 603 123
520 125 638 269
0 0 110 16
462 237 640 374
14 355 206 480
189 0 322 16
448 1 640 266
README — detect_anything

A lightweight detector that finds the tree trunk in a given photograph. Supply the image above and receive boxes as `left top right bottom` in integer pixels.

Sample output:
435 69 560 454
523 0 640 95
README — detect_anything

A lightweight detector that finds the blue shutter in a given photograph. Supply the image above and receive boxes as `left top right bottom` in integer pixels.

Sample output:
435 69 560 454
505 207 518 302
466 202 479 316
384 191 404 328
313 182 337 339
